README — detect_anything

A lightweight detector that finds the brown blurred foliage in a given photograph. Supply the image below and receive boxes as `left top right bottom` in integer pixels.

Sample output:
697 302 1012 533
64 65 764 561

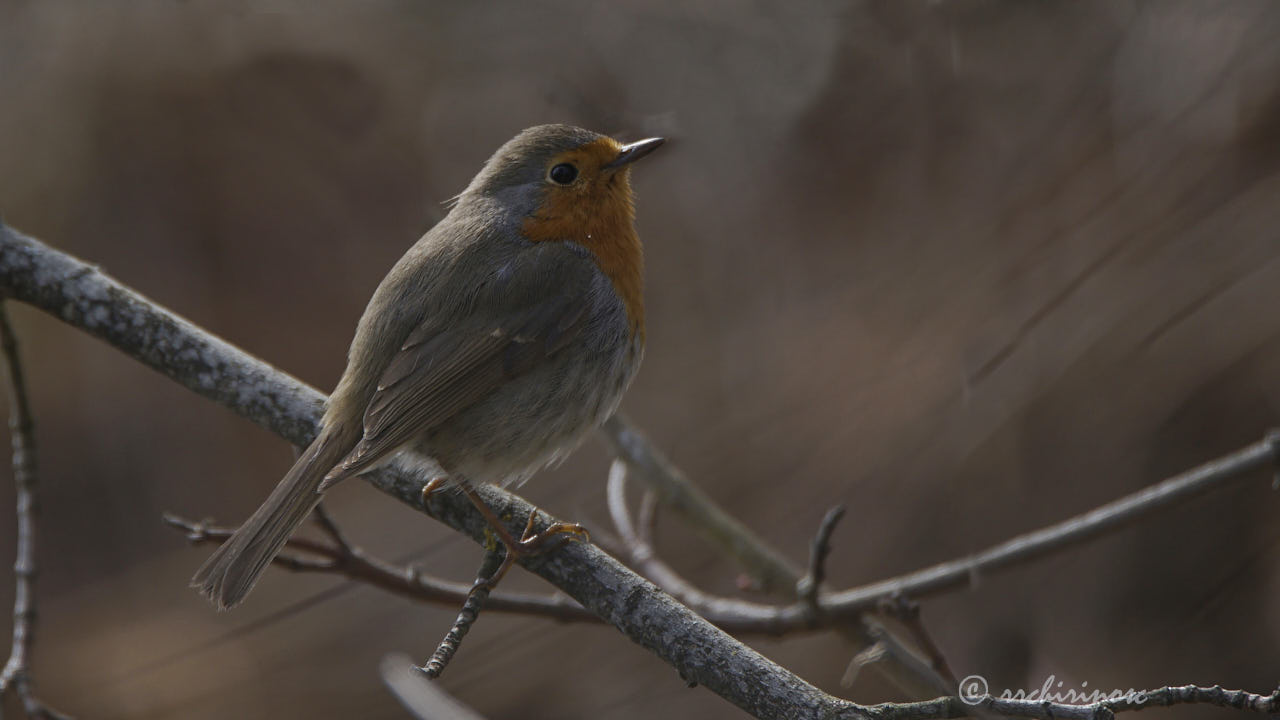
1 1 1278 718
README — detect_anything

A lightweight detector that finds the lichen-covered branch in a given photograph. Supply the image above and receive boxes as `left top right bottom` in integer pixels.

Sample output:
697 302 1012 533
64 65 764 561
0 222 867 719
2 222 1276 720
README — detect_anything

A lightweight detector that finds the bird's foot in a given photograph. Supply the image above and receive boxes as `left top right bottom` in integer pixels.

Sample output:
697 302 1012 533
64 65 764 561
456 483 589 590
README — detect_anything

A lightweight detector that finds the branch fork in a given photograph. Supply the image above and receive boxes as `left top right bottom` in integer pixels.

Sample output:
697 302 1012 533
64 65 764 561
3 223 1278 719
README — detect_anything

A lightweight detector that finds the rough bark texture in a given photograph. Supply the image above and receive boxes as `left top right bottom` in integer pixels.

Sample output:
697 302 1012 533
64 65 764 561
0 222 872 719
4 220 1280 720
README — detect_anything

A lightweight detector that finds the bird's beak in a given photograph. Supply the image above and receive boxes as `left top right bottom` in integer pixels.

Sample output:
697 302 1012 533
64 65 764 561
604 137 666 170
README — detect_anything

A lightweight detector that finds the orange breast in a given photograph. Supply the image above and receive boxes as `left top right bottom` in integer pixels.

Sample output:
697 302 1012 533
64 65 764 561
520 139 645 339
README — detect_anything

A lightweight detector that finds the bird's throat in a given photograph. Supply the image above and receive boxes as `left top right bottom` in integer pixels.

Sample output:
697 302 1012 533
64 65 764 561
521 176 645 339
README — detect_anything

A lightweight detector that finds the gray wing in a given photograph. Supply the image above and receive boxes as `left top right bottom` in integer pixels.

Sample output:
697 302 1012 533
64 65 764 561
323 243 599 483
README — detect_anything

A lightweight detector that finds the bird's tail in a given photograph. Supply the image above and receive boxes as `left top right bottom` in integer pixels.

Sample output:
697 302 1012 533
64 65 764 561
191 423 358 610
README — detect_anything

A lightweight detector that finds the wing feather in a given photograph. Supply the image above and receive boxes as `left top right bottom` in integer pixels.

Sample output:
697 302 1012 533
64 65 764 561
324 244 601 483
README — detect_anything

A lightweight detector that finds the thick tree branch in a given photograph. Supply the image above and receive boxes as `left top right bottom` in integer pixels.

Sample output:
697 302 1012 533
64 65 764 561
0 223 870 718
3 223 1276 719
170 439 1280 697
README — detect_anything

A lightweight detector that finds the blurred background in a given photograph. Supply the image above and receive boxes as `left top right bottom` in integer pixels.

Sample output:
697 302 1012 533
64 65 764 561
1 1 1278 718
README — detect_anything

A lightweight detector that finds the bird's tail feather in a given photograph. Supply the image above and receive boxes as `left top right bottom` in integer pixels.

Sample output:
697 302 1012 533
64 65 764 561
191 424 357 610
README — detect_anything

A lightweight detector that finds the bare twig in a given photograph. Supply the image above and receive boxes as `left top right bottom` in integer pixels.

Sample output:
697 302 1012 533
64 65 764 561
5 225 1278 719
598 421 1280 700
791 507 953 696
604 425 1280 630
1269 430 1280 489
843 641 887 688
171 421 1280 638
311 503 355 556
605 457 943 702
797 505 846 608
602 416 952 698
601 415 803 594
0 304 69 720
820 434 1278 615
0 223 880 717
416 550 505 679
161 513 596 622
381 653 490 720
877 595 958 690
606 460 721 607
636 487 659 546
795 507 941 702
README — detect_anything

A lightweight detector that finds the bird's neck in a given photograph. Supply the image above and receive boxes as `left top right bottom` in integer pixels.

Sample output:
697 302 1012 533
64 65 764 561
521 178 645 339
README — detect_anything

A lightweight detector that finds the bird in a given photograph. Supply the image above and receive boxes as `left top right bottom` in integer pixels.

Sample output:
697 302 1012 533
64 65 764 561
192 124 664 610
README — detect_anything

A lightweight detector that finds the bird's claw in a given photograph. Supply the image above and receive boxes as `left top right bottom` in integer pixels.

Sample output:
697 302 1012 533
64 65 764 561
472 512 589 591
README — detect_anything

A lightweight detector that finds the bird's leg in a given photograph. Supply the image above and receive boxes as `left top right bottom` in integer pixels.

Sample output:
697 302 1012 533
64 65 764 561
455 482 589 590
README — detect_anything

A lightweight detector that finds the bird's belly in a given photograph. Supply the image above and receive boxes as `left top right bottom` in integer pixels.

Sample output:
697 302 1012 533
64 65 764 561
417 333 642 486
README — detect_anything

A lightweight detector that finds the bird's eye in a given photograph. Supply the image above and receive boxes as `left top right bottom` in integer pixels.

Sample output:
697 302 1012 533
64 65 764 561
548 163 578 185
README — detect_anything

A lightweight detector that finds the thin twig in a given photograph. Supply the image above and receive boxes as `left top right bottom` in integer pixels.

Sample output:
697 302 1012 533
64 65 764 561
0 214 940 715
842 641 887 688
606 458 951 701
797 505 846 608
599 429 1280 630
311 503 355 556
876 595 958 690
170 423 1280 637
381 653 490 720
603 416 952 698
0 304 69 720
636 488 659 547
601 415 803 594
606 459 728 608
790 506 952 698
5 225 1278 719
161 513 596 622
1269 430 1280 489
416 550 505 679
819 435 1278 615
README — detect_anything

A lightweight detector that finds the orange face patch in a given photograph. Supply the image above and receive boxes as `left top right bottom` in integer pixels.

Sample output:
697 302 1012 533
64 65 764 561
520 138 645 338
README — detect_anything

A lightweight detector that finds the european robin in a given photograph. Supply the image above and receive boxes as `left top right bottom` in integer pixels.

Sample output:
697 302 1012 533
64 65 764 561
193 124 664 609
